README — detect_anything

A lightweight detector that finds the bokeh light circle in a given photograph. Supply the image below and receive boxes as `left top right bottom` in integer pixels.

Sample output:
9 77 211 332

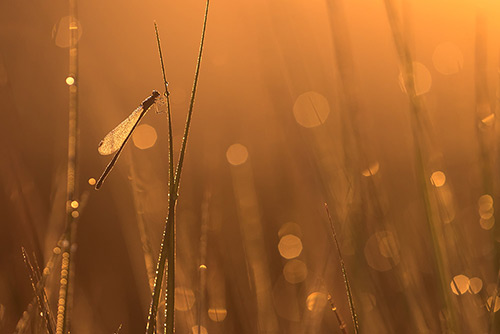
361 161 380 177
306 292 328 312
432 42 464 75
487 296 500 312
52 16 83 48
283 259 308 284
450 274 469 295
208 308 227 322
278 222 302 239
174 287 195 311
399 62 432 96
191 326 207 334
278 234 303 259
132 124 157 150
469 277 483 294
364 231 400 272
293 91 330 128
430 171 446 187
226 143 249 166
65 76 75 86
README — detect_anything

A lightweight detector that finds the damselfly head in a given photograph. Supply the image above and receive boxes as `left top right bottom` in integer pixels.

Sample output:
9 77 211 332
154 94 168 114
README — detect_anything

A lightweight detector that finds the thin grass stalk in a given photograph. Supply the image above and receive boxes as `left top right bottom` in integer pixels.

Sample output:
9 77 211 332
197 190 211 333
167 5 209 332
324 203 358 333
32 252 57 333
327 293 348 334
172 0 209 195
146 2 209 333
22 248 56 334
55 0 79 331
16 239 63 334
154 22 174 193
154 23 175 332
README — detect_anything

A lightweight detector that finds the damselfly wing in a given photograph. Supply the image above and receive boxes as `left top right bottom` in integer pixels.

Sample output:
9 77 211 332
95 90 161 190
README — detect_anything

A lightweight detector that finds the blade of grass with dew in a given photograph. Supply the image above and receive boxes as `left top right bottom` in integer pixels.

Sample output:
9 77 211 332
22 248 56 334
154 21 175 333
327 293 348 334
156 22 175 332
24 193 89 334
32 251 57 334
146 2 209 333
146 21 175 334
325 203 358 333
55 0 81 332
154 21 174 194
197 189 211 334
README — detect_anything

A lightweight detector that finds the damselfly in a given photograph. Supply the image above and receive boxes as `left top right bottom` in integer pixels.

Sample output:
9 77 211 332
95 90 162 190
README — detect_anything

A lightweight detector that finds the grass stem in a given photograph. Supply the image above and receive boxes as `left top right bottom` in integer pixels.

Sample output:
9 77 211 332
146 2 209 333
325 203 359 334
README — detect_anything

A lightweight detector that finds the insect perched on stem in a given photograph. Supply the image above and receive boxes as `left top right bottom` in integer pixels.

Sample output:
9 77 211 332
95 90 163 190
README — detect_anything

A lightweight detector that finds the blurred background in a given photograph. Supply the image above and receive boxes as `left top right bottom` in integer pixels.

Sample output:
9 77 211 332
1 0 500 333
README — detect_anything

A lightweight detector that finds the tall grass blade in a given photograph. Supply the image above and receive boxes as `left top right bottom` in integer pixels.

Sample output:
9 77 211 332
56 0 80 331
325 203 358 333
154 22 175 332
154 22 174 193
146 2 209 334
197 189 211 333
22 248 56 334
327 293 348 334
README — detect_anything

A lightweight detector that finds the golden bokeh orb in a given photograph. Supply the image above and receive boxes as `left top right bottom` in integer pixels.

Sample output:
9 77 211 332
306 292 328 312
226 143 249 166
132 124 157 150
208 308 227 322
432 42 464 75
399 61 432 96
430 171 446 187
175 287 195 311
283 259 307 284
450 274 469 295
292 91 330 128
278 234 303 259
65 76 75 86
